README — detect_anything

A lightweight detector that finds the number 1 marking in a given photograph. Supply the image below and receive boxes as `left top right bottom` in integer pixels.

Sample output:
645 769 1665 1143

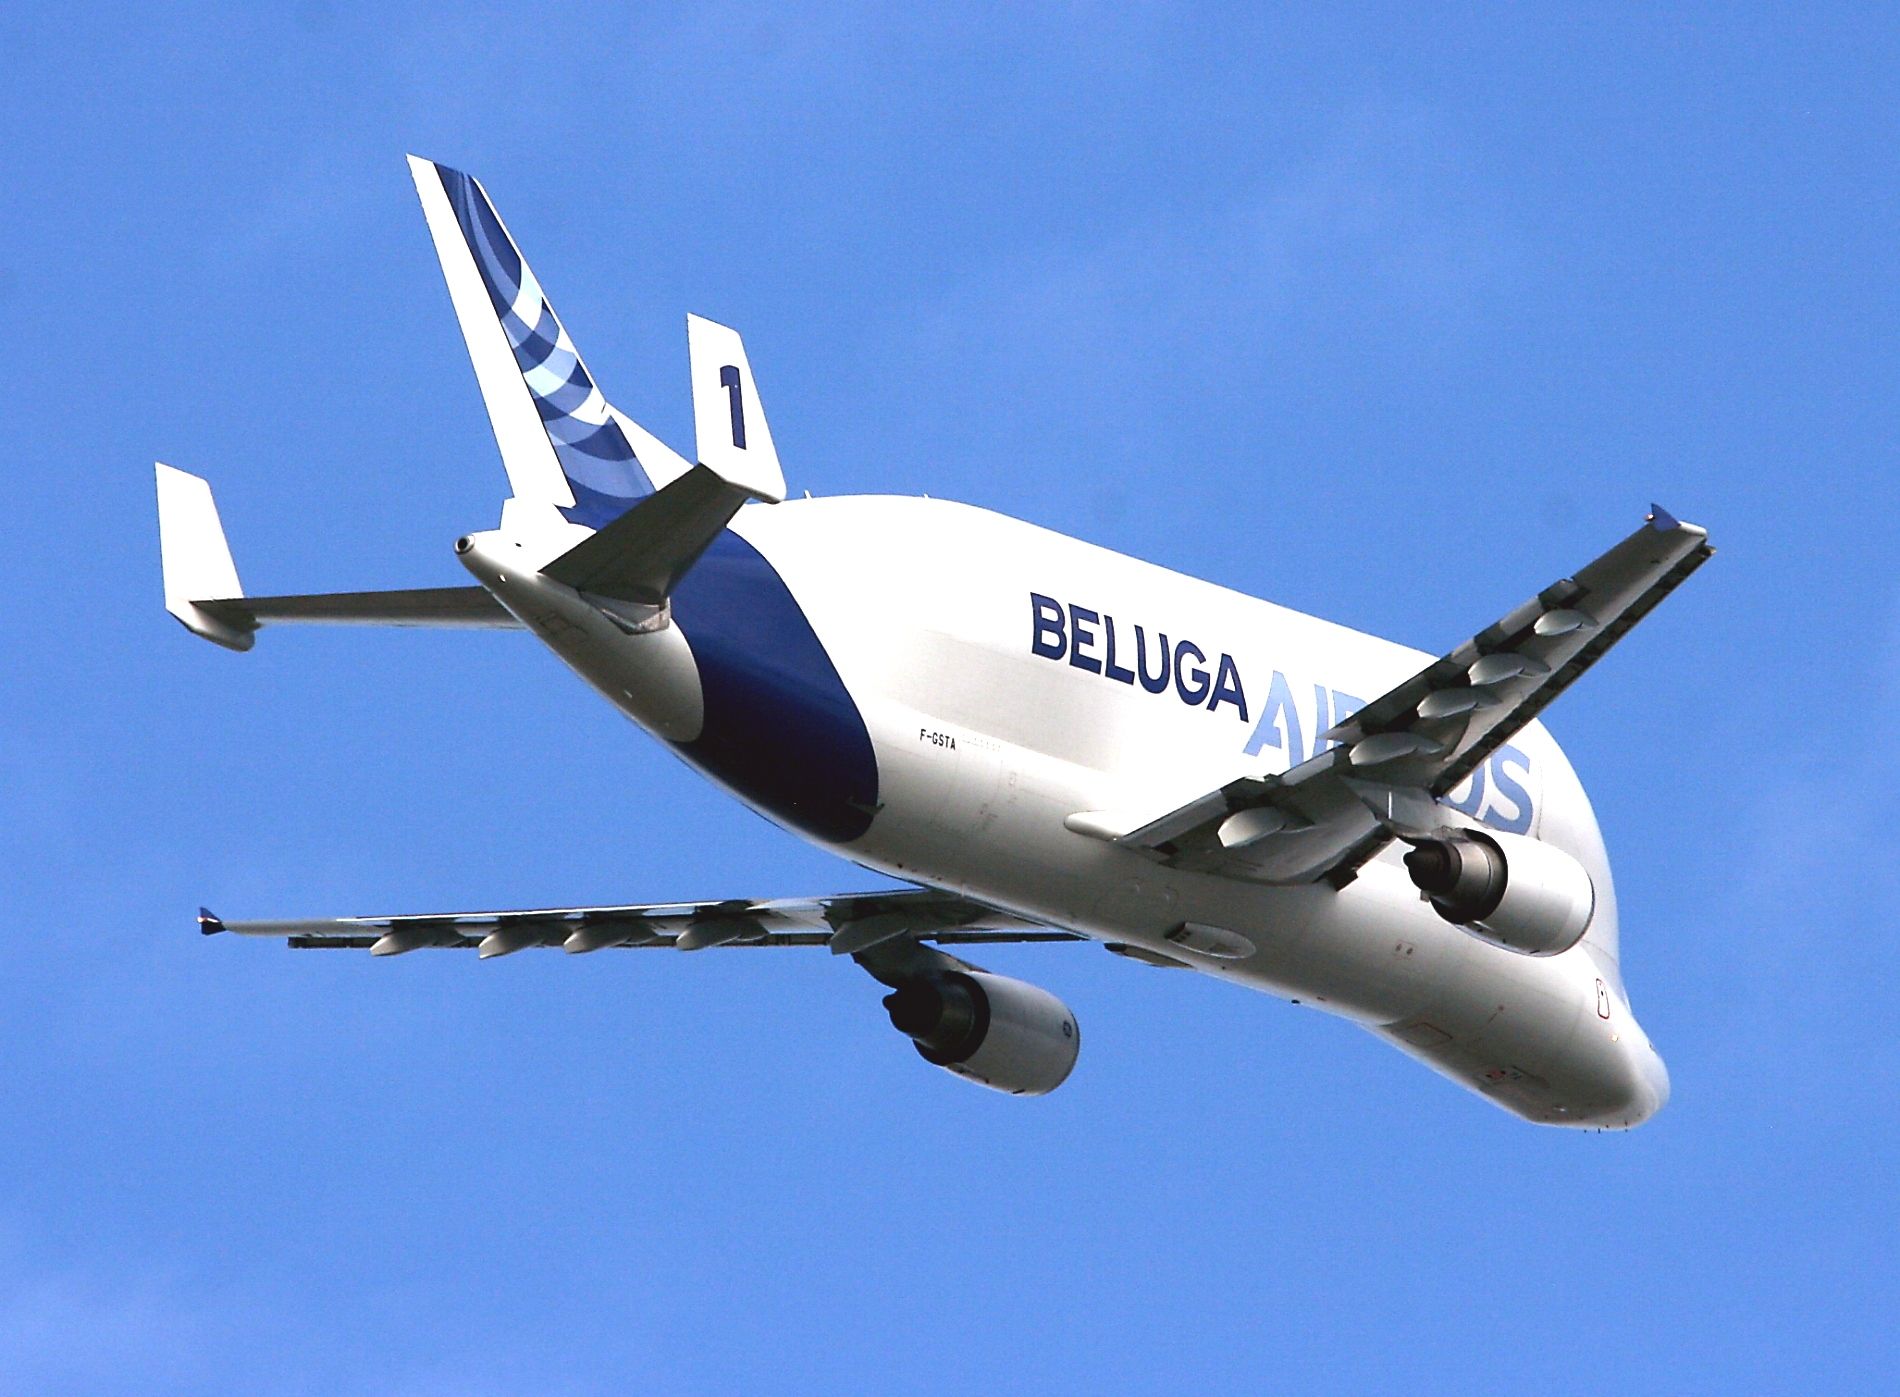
719 365 747 449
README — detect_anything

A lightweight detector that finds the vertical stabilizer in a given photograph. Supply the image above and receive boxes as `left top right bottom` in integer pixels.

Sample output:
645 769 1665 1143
156 463 252 651
687 314 786 503
408 156 693 529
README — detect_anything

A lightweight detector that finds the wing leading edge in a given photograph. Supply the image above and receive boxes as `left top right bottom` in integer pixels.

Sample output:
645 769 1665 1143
1107 506 1713 887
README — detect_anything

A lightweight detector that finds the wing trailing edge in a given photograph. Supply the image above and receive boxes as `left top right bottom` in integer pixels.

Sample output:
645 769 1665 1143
197 889 1078 958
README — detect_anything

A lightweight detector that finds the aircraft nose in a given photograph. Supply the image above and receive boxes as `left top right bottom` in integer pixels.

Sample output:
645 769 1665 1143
1600 1036 1670 1128
1554 1027 1670 1129
1638 1043 1671 1117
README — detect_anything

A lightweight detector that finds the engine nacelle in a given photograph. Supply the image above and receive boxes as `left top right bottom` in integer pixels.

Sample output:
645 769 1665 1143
1402 828 1595 957
883 971 1080 1095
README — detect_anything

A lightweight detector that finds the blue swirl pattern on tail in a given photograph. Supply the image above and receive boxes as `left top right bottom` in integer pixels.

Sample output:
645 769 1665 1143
434 165 653 527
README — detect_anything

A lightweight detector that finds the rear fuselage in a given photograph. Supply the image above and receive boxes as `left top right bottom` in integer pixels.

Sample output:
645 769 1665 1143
460 495 1669 1127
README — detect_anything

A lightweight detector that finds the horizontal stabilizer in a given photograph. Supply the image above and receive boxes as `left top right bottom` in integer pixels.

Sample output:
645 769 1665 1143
196 587 519 632
540 463 750 605
156 463 523 646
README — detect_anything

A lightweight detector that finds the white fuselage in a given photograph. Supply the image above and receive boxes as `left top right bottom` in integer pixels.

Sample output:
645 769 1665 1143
459 494 1670 1128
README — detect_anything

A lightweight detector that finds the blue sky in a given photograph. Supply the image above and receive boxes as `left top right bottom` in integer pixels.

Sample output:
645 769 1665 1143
2 3 1895 1391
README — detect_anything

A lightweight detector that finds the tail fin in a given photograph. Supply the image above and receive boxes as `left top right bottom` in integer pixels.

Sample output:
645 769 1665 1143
687 314 785 503
537 321 788 605
407 156 693 528
157 463 251 650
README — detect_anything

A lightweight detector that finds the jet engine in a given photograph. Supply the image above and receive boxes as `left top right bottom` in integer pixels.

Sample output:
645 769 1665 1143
1402 828 1595 957
883 971 1080 1095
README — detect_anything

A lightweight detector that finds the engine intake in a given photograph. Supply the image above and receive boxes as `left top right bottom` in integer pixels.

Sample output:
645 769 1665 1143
1403 828 1595 957
884 971 1080 1095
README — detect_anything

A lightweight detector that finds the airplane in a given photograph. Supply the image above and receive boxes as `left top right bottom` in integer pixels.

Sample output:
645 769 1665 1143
156 156 1708 1126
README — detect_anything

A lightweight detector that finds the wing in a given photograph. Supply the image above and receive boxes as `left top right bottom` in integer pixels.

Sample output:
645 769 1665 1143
1107 506 1713 888
199 888 1077 958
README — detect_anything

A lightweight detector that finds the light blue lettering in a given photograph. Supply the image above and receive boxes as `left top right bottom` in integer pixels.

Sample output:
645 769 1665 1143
1484 746 1534 835
1242 669 1305 765
1443 764 1486 818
